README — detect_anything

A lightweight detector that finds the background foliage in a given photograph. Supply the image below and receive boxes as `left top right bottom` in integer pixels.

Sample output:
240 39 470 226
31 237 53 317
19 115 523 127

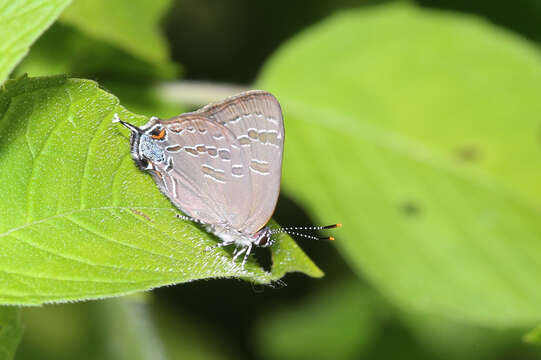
1 0 541 359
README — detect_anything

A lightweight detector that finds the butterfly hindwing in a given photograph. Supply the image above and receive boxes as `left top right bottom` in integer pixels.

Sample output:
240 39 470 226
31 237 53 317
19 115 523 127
191 91 284 233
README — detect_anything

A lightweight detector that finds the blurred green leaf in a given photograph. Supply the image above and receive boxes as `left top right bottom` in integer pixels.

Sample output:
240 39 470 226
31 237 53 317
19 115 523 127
153 304 235 360
0 307 23 360
19 297 236 360
15 24 178 81
19 303 103 360
401 312 524 360
104 296 237 360
100 81 186 119
524 325 541 345
0 75 321 305
258 3 541 326
60 0 173 69
255 281 383 360
256 281 531 360
100 297 167 360
0 0 71 81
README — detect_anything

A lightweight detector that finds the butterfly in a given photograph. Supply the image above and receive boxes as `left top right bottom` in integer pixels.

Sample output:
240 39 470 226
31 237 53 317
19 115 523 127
113 90 340 268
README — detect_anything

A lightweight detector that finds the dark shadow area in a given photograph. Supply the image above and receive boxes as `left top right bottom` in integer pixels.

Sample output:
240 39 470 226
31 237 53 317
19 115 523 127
417 0 541 45
164 0 383 83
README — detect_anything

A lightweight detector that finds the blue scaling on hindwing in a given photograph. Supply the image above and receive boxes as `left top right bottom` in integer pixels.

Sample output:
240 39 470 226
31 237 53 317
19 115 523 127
139 134 165 163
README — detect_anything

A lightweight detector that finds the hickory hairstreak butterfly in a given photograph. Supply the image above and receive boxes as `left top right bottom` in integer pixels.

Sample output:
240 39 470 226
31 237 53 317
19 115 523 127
113 90 340 268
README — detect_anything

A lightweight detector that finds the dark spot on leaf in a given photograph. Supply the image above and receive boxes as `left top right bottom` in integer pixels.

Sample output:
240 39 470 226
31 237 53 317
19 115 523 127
130 209 152 222
456 145 480 162
400 201 421 216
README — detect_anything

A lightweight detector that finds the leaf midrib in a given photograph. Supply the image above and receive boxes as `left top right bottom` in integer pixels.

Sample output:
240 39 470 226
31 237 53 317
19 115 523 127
1 205 171 239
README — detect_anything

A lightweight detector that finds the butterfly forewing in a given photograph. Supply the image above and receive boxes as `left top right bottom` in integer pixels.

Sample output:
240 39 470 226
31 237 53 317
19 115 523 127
151 117 252 229
192 91 284 233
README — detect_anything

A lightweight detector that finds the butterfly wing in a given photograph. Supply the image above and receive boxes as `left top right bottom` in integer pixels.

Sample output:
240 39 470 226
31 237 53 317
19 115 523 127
190 91 284 234
151 117 253 229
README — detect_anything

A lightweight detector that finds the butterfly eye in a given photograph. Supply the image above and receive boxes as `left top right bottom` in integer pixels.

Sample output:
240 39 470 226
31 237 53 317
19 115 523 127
138 158 149 169
150 126 166 140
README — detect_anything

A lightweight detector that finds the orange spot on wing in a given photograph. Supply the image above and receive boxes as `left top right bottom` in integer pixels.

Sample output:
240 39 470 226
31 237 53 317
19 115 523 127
152 128 166 140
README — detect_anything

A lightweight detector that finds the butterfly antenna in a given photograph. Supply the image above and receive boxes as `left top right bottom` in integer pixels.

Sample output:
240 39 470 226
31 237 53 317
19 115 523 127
112 113 142 133
270 223 341 241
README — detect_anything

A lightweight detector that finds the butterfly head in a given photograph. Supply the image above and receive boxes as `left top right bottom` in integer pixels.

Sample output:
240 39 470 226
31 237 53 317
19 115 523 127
253 227 274 248
113 114 167 171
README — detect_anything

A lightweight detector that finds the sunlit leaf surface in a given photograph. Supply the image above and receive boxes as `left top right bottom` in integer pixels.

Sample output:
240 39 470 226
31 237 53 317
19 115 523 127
60 0 173 68
0 0 71 81
258 3 541 326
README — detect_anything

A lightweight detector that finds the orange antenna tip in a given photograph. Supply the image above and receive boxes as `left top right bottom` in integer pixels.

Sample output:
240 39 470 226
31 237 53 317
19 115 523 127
336 223 342 228
329 236 335 241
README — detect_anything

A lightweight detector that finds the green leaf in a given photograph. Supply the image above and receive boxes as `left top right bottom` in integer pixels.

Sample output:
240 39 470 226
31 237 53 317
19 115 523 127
99 81 186 119
0 0 72 82
153 302 236 360
99 297 167 360
20 296 166 360
255 281 383 360
60 0 173 68
257 3 541 326
19 296 237 360
0 307 23 360
524 325 541 345
15 23 178 81
20 303 103 360
401 312 524 360
255 280 529 360
0 75 321 305
101 295 237 360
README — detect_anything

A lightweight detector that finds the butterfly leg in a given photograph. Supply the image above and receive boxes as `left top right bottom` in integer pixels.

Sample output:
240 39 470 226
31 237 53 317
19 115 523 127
241 244 253 269
232 246 247 263
205 241 232 252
